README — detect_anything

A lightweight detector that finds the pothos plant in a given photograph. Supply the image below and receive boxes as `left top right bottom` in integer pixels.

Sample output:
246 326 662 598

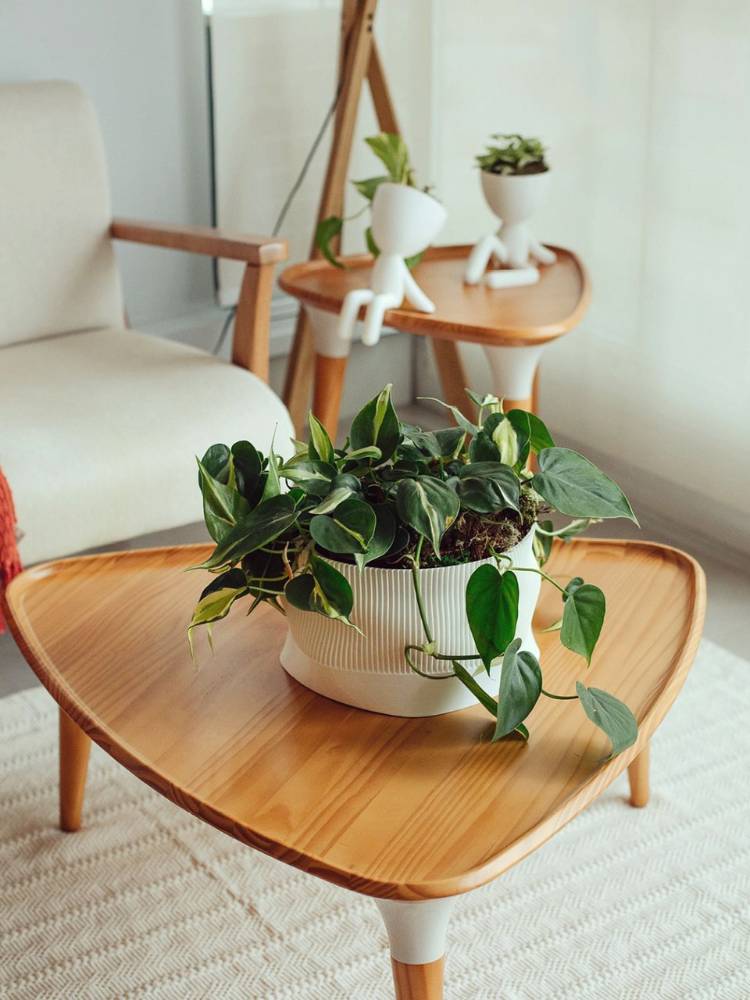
189 386 640 758
477 133 548 175
316 132 428 269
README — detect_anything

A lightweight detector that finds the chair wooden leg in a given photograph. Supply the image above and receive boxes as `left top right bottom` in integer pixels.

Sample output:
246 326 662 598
313 353 348 437
628 744 650 808
59 708 91 832
391 957 445 1000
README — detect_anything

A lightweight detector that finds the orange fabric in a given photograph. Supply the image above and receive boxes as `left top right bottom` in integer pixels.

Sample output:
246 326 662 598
0 468 21 632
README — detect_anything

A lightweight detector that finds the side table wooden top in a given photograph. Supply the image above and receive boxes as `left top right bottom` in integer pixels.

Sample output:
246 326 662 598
3 539 704 901
278 244 591 347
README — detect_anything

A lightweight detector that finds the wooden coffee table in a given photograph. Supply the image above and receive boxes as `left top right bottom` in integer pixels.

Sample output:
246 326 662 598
3 539 704 999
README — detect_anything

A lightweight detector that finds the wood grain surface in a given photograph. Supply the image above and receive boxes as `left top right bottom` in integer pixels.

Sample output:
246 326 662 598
278 245 590 347
3 539 704 901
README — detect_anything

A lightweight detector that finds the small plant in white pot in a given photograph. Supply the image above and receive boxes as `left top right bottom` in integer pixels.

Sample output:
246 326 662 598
189 386 640 759
465 133 556 288
316 133 446 348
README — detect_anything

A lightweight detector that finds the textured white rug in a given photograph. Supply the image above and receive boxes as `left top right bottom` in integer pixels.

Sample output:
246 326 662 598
1 639 748 1000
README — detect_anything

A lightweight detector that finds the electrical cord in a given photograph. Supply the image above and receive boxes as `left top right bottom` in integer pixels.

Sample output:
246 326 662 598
212 79 343 356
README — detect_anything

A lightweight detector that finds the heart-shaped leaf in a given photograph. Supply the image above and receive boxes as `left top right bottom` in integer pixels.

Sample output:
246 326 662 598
457 462 520 514
396 476 460 555
197 459 250 543
419 397 478 436
307 412 335 464
188 584 248 657
285 573 315 611
466 564 519 671
200 443 231 484
310 498 376 554
231 441 265 505
576 683 638 758
494 638 542 740
350 384 401 462
352 175 388 202
309 486 355 515
280 459 336 496
315 215 344 268
506 410 555 455
196 495 297 570
561 582 605 664
310 555 356 626
532 448 638 522
355 503 397 569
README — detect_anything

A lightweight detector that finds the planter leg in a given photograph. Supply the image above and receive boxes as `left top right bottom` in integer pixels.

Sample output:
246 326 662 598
628 744 650 808
59 708 91 832
483 343 545 415
306 306 351 437
375 897 454 1000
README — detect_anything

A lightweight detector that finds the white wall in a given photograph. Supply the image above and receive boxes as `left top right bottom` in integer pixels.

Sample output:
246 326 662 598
0 0 213 326
421 0 750 554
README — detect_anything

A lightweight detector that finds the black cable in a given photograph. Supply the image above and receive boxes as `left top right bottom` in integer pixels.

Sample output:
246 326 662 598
212 79 343 356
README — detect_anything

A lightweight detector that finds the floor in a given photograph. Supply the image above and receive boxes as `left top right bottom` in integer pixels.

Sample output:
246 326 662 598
2 406 749 698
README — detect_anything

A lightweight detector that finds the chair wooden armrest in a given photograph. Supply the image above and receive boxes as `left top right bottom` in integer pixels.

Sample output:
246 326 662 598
110 219 289 382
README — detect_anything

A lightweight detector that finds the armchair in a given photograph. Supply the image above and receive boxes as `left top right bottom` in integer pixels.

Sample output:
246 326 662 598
0 81 294 567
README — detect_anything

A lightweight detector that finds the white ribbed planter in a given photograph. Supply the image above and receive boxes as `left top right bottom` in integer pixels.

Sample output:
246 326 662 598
280 527 541 717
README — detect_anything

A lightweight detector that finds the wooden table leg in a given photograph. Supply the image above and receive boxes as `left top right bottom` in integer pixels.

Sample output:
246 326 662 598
391 957 445 999
59 708 91 832
628 744 650 808
313 354 348 437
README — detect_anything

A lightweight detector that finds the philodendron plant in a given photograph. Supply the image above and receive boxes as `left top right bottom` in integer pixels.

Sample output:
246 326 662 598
189 386 640 758
477 133 548 175
316 132 427 268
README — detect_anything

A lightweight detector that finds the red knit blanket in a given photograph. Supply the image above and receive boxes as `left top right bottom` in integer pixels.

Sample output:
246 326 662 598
0 468 21 632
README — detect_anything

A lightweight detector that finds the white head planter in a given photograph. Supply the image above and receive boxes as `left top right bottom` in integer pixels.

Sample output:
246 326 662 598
465 163 556 289
337 182 447 349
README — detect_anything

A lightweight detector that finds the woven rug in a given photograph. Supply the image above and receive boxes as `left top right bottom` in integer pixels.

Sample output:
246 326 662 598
1 639 748 1000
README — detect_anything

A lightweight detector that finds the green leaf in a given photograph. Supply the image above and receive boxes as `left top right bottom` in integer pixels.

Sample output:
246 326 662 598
310 555 356 624
281 459 336 496
350 384 401 462
355 503 396 569
197 458 250 543
466 564 519 671
507 409 555 454
309 486 355 515
188 585 248 657
456 462 520 514
309 498 376 554
285 573 315 611
242 548 287 597
307 412 335 464
352 175 388 202
532 519 554 566
195 495 297 570
561 583 606 664
468 429 502 463
200 568 247 600
200 444 231 484
261 444 281 502
395 476 460 555
344 445 383 463
433 427 466 459
419 397 478 437
576 683 638 759
532 448 638 523
494 638 542 740
364 133 412 184
315 215 344 268
364 225 380 257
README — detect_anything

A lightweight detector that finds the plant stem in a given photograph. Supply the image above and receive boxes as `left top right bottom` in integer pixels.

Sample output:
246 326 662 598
452 661 498 717
410 537 434 645
541 687 578 701
404 645 453 680
508 565 567 595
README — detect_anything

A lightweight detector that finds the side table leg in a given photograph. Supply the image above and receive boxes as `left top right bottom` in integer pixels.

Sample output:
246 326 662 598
628 744 650 808
306 306 351 437
483 343 545 414
59 708 91 832
375 897 454 1000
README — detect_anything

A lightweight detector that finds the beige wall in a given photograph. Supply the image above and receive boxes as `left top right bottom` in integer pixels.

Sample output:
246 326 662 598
420 0 750 553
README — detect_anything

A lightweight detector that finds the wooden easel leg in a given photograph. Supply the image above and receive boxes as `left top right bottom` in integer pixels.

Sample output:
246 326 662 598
283 0 378 431
59 708 91 832
628 744 650 808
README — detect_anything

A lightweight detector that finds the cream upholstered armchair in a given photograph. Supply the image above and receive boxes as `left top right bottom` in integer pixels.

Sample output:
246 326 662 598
0 81 294 566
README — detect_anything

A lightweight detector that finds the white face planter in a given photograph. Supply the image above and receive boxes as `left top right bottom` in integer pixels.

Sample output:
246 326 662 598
337 182 447 351
465 170 556 289
280 527 540 718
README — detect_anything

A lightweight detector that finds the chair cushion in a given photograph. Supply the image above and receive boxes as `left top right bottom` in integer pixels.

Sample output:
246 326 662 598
0 328 294 565
0 81 123 347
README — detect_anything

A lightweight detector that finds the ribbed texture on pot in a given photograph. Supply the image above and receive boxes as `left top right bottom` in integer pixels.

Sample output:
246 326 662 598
284 529 539 676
